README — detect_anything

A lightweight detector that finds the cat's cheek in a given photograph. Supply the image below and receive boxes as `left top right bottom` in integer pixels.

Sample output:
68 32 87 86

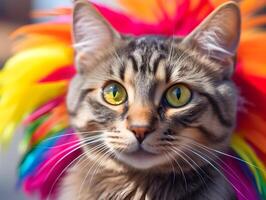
179 128 209 147
70 103 95 130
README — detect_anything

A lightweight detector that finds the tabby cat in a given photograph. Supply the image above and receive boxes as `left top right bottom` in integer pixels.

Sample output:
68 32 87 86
60 0 241 199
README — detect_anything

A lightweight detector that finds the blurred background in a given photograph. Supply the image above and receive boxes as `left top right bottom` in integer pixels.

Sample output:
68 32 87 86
0 0 72 67
0 0 120 66
0 1 71 199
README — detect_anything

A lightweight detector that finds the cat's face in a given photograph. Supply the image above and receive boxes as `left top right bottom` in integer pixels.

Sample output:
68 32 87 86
67 0 240 172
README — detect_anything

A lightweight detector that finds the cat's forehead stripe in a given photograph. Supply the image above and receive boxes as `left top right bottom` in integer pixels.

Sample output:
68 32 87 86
122 37 169 77
128 55 138 72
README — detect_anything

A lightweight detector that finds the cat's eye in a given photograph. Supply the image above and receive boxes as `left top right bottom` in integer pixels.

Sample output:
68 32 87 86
165 84 192 108
102 82 127 105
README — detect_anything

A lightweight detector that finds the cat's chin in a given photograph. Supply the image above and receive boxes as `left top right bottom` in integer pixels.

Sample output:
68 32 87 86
115 149 168 170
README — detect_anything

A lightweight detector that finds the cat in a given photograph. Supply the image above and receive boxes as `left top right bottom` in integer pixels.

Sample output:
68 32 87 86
59 0 241 199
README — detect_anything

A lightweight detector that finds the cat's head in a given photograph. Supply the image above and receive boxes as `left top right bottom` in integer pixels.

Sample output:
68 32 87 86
67 0 240 172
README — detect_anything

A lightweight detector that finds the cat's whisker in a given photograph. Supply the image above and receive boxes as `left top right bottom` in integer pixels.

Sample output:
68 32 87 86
48 142 108 199
163 152 176 184
188 142 252 193
175 138 253 194
88 148 114 185
170 145 208 187
169 145 207 188
75 143 107 170
37 137 103 176
183 145 249 200
40 130 105 143
78 145 112 199
36 141 86 175
189 144 252 199
79 144 108 174
175 135 266 174
43 140 101 182
169 135 258 195
48 143 109 200
47 150 89 200
44 135 103 149
166 148 188 191
79 145 108 189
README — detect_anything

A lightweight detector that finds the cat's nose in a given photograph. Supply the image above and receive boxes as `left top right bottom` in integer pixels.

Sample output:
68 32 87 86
129 125 154 143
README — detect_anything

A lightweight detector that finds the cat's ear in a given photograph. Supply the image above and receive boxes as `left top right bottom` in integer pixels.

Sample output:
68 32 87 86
72 0 120 53
182 2 241 70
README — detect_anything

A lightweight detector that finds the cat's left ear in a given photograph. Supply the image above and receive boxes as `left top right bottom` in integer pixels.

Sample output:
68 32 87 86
182 2 241 74
72 0 120 54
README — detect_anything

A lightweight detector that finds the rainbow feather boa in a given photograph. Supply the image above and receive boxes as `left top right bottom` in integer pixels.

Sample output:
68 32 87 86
0 0 266 199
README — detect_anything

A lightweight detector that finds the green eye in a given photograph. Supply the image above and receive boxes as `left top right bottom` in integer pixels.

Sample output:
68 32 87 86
165 84 192 108
103 82 127 105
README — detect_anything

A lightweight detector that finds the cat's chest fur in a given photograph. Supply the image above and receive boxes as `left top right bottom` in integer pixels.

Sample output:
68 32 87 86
58 162 236 200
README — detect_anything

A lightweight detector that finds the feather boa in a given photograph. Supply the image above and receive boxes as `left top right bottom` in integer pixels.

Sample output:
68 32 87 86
0 0 266 199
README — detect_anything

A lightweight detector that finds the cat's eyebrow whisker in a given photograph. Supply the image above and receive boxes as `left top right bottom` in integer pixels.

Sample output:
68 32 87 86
167 36 175 63
183 145 249 200
168 48 192 81
167 18 178 63
171 47 188 66
111 46 124 68
84 74 111 82
80 76 108 83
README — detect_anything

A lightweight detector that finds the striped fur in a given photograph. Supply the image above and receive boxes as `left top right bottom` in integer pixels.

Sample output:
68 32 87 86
62 1 240 199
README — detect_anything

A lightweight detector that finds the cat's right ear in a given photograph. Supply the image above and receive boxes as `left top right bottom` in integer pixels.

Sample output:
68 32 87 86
181 2 240 77
73 0 120 58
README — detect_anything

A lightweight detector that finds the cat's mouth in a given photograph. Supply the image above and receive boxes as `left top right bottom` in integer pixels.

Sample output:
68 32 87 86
124 148 157 158
116 147 167 169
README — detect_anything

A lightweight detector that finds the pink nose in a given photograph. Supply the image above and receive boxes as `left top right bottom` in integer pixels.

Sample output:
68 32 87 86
129 125 153 143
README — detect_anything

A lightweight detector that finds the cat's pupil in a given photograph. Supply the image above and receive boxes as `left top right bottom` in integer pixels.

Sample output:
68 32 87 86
112 86 118 97
174 88 181 100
